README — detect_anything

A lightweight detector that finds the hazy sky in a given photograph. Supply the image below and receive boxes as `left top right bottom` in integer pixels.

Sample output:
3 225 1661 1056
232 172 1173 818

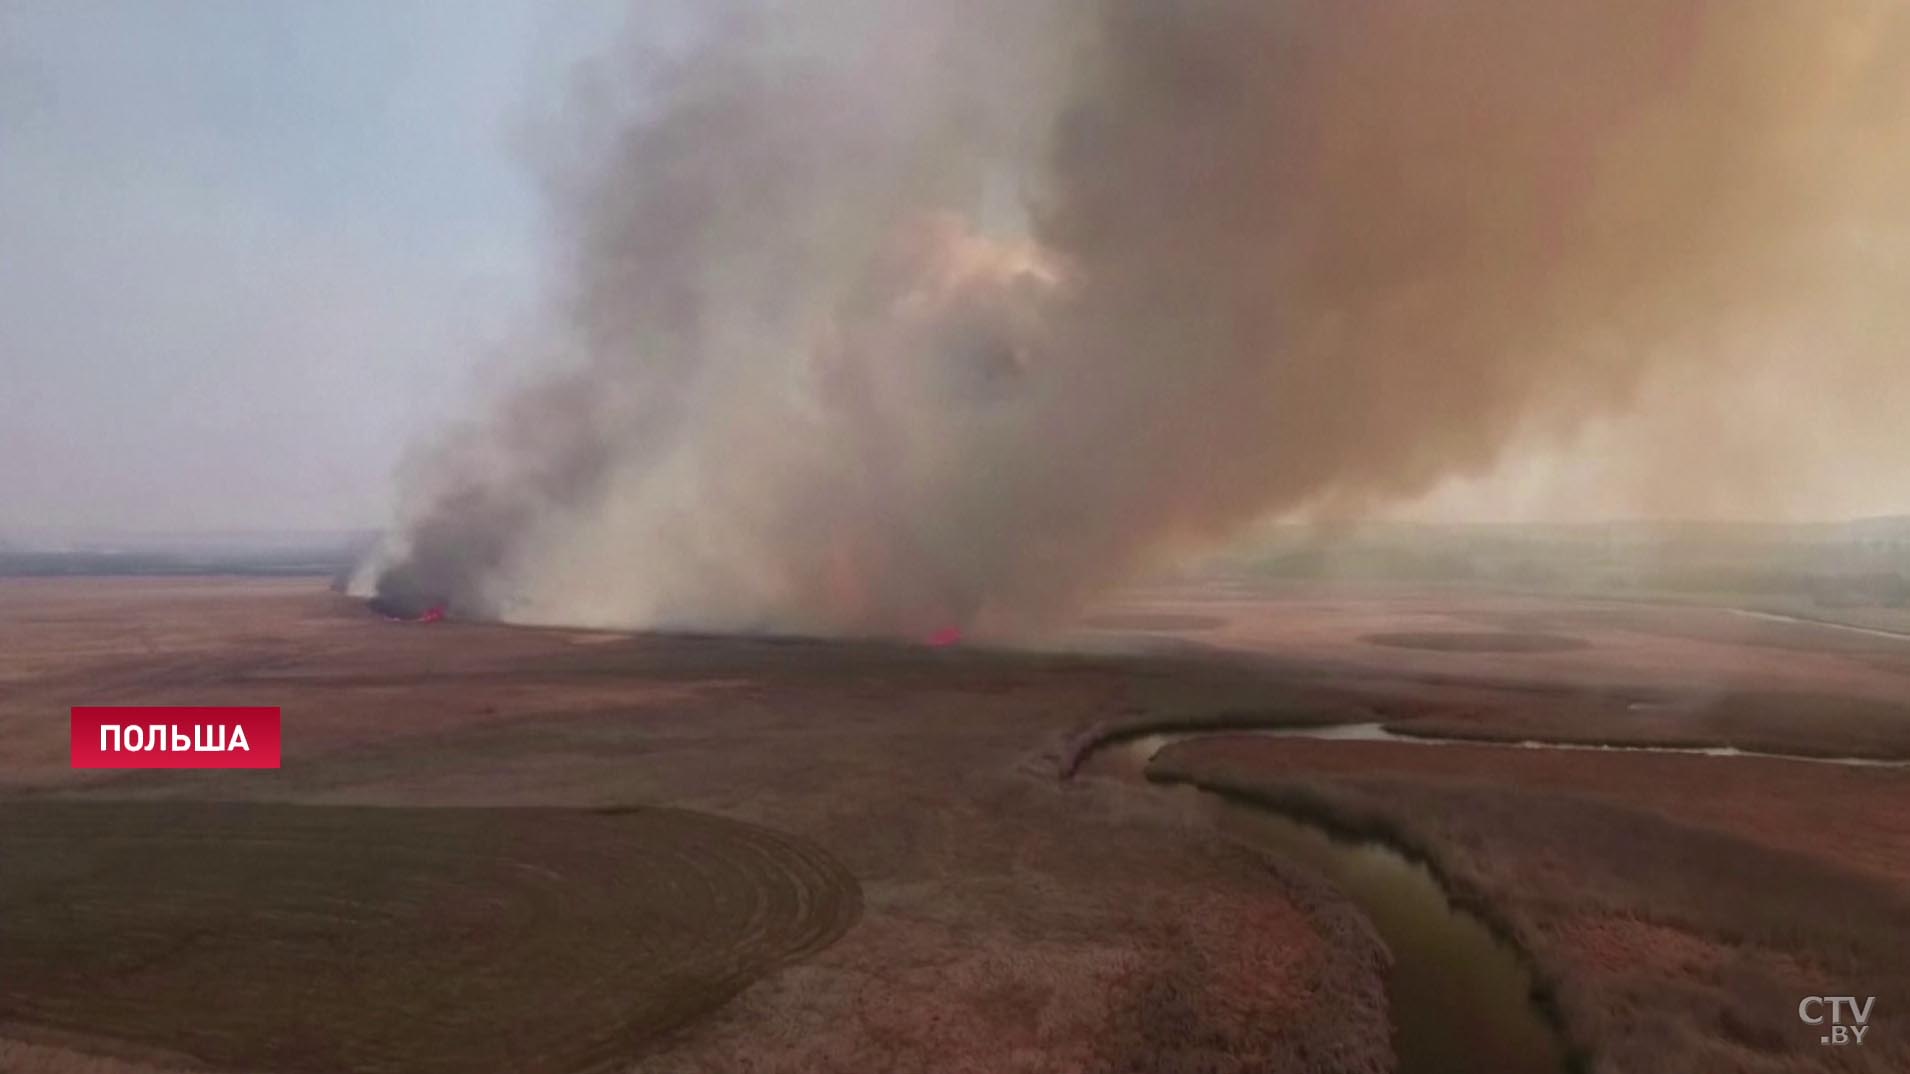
0 1 626 533
5 2 1906 541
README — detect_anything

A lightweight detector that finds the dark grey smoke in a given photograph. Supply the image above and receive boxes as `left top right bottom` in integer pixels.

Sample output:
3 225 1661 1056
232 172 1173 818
368 0 1910 634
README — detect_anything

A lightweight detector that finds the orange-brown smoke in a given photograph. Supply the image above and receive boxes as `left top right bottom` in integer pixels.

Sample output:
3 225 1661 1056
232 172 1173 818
369 0 1910 635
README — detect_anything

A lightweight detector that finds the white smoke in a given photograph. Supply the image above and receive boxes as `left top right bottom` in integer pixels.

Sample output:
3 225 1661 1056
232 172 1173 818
371 0 1910 636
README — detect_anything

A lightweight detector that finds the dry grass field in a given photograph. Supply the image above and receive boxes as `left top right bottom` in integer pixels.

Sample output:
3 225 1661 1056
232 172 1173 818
1071 582 1910 1073
0 578 1389 1074
3 577 1908 1072
1074 581 1910 759
2 801 857 1074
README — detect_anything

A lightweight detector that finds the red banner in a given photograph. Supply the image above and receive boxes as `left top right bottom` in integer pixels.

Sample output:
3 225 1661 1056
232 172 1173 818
71 707 282 769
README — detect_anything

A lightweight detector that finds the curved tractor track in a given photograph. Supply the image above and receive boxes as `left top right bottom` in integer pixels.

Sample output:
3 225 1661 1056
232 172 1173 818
0 800 859 1074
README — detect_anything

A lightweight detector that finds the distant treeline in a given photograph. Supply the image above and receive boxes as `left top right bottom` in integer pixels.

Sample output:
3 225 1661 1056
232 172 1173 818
0 551 356 578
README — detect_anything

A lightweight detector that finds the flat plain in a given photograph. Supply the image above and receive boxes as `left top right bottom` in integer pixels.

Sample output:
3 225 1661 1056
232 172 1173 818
3 576 1907 1072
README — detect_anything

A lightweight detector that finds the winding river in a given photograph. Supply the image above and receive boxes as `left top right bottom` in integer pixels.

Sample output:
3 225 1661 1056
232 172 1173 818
1078 732 1573 1074
1077 713 1909 1071
1230 720 1910 768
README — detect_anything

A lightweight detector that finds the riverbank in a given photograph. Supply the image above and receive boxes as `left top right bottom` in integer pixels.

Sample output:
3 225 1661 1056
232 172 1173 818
1077 735 1578 1074
1147 735 1910 1073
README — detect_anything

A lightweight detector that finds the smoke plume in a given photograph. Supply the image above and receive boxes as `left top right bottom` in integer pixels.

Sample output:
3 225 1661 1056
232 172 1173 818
369 0 1910 635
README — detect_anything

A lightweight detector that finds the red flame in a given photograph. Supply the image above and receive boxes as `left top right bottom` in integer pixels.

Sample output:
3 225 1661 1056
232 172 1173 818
926 626 962 648
416 605 447 624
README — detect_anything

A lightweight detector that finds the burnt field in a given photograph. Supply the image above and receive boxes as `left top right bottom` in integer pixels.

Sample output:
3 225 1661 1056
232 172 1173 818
1 801 857 1074
3 578 1908 1073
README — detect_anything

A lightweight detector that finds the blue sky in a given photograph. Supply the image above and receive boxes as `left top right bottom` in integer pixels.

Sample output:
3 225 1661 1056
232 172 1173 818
0 1 629 532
